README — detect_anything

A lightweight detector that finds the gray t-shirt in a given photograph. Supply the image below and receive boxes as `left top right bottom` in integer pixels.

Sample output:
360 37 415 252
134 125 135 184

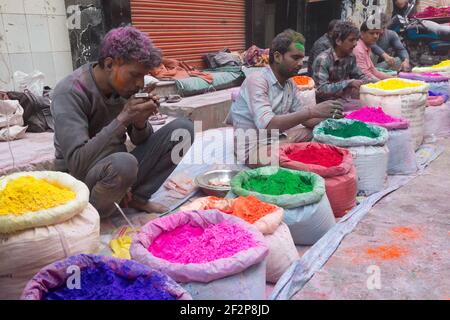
51 63 152 180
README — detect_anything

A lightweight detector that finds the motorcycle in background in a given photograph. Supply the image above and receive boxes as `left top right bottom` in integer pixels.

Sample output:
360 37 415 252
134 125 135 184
390 0 450 66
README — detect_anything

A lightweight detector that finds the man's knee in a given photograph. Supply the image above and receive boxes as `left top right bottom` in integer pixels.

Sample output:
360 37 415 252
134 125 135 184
167 118 195 141
103 152 138 188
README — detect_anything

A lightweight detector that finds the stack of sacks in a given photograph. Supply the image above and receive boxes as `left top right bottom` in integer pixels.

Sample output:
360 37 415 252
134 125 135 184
292 76 316 108
313 119 389 196
360 78 429 149
0 171 100 299
279 142 357 218
181 196 298 283
231 167 335 246
130 210 268 300
412 59 450 76
21 254 191 300
345 107 417 175
399 72 449 97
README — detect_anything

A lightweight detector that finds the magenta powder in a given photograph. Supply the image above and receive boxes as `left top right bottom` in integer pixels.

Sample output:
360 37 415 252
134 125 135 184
422 72 443 77
148 222 258 264
346 107 401 124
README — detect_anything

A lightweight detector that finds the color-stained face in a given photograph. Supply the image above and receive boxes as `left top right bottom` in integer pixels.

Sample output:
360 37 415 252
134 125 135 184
275 43 305 78
395 0 409 9
107 58 151 98
361 29 382 46
337 33 359 55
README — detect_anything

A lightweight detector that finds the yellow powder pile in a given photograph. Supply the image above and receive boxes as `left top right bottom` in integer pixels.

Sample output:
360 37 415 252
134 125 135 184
431 60 450 69
366 79 422 91
0 176 76 215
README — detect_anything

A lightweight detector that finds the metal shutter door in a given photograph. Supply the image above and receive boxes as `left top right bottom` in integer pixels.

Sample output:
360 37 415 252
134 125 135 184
130 0 246 68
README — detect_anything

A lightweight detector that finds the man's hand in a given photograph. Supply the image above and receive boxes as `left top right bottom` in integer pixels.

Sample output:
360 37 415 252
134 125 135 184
382 53 396 68
400 59 411 72
350 79 364 89
311 100 344 119
117 96 159 127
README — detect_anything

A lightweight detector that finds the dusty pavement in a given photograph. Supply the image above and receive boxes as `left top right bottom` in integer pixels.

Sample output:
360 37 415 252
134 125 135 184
291 138 450 299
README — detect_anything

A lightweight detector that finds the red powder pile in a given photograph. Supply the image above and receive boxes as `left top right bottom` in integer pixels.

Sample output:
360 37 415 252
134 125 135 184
287 145 344 168
232 196 277 224
148 222 257 264
365 245 408 260
345 107 401 124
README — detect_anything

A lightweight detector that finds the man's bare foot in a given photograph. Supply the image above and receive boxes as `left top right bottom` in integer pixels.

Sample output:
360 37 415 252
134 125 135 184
128 199 169 214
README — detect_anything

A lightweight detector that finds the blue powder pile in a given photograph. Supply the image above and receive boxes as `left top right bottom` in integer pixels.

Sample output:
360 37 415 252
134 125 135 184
44 262 176 300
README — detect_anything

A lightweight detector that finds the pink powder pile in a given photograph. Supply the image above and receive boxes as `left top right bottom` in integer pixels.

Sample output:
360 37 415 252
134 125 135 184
346 107 401 124
422 72 443 77
148 222 258 264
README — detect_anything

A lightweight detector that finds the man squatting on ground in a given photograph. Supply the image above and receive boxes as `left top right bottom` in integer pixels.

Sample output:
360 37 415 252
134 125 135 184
230 29 344 167
51 26 194 218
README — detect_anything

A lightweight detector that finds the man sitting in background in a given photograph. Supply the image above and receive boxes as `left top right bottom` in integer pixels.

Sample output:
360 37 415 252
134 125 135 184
307 19 340 76
354 20 397 81
371 13 411 72
230 29 343 167
312 21 376 103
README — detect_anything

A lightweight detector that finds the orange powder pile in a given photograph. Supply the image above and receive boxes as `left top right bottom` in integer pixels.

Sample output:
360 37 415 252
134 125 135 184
292 75 312 86
391 227 420 240
232 196 277 224
365 245 408 260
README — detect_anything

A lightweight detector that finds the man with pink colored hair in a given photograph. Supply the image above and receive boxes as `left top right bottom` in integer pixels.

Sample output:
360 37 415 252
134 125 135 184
51 26 194 217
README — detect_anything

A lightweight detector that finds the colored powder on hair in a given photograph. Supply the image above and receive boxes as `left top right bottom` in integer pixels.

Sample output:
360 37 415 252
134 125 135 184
0 176 76 215
242 169 313 195
148 222 257 264
287 145 344 167
365 245 408 260
431 60 450 68
44 263 176 300
323 121 377 138
366 79 422 90
231 196 277 224
345 107 401 124
391 227 419 240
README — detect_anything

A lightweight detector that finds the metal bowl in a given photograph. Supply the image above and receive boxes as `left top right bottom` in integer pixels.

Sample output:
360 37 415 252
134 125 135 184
195 169 240 197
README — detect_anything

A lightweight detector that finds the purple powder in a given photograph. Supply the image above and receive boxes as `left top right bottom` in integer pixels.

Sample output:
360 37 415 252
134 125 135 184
99 26 161 68
44 262 176 300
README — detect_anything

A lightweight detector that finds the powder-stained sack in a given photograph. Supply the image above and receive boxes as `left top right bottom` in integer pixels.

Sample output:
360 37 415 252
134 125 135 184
386 129 417 175
348 145 389 196
130 210 268 300
360 79 429 149
0 171 89 234
181 196 297 283
0 204 100 300
21 254 192 300
313 119 389 147
231 166 325 209
279 142 357 218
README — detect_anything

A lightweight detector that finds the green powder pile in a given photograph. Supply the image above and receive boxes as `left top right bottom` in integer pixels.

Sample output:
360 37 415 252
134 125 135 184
242 170 313 196
323 121 377 138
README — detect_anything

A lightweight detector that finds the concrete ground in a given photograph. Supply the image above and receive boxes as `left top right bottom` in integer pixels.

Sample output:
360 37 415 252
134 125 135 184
289 137 450 300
